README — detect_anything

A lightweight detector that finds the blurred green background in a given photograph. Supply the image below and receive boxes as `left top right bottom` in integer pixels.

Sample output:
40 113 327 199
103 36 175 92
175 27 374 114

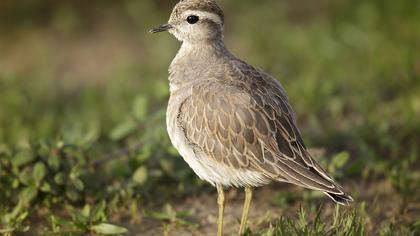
0 0 419 235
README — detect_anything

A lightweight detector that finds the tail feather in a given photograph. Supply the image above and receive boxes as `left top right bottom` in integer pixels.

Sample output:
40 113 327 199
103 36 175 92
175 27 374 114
325 192 353 206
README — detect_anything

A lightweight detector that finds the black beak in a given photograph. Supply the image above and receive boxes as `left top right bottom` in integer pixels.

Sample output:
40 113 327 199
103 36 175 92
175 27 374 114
149 24 173 33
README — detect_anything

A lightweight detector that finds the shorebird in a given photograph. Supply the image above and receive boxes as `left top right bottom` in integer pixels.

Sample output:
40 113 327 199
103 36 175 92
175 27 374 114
150 0 352 235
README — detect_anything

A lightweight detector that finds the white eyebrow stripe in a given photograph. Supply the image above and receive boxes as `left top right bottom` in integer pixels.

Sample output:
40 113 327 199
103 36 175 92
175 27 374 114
184 10 223 25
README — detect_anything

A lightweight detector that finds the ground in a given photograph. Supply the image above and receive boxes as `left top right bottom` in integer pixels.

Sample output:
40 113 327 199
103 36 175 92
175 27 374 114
128 181 416 235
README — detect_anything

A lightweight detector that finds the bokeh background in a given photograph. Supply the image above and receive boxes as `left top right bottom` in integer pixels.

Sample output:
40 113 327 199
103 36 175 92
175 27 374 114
0 0 419 235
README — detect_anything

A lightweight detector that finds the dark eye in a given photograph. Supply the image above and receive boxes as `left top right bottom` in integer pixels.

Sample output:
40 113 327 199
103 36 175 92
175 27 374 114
187 15 199 24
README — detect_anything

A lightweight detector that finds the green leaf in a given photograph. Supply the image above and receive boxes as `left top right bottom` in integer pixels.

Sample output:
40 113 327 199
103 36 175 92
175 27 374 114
144 210 171 221
33 162 46 186
153 80 170 99
40 182 52 192
12 150 34 168
332 152 350 169
19 186 38 205
66 187 80 202
0 228 15 233
54 173 66 185
110 118 137 141
18 168 32 185
132 166 148 185
90 223 128 235
52 215 75 229
135 147 151 162
132 95 148 121
72 178 84 191
12 178 19 188
70 165 83 179
91 201 107 222
81 204 91 218
0 143 11 156
48 154 60 171
74 212 89 225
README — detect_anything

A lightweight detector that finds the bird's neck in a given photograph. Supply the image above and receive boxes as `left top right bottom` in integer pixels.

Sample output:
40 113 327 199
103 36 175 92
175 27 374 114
174 38 230 62
169 38 232 92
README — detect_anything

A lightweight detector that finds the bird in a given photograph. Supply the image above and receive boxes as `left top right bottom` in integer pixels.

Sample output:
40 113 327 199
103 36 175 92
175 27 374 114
150 0 353 235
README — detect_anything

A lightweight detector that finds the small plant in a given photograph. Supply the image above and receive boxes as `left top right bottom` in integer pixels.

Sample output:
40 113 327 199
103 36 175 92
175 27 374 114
144 203 198 228
49 201 128 235
388 156 420 202
250 206 365 236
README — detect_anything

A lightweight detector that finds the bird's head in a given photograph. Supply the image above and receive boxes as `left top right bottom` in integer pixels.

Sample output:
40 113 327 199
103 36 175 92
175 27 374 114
150 0 225 43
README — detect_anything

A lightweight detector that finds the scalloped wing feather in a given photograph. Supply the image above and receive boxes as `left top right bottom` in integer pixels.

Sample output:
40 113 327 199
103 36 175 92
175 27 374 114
178 60 352 204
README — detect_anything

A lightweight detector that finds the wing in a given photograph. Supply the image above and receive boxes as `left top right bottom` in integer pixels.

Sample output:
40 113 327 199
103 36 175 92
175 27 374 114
178 60 351 201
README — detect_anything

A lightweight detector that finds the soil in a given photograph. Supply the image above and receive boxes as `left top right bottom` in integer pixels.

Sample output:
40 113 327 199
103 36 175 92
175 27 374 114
125 180 419 236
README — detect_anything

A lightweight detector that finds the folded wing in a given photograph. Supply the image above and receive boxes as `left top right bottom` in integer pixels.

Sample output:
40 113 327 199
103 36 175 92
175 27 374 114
178 60 352 205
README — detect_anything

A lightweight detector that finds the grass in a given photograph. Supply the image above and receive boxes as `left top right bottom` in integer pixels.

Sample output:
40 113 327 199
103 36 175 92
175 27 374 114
0 0 419 235
249 206 365 236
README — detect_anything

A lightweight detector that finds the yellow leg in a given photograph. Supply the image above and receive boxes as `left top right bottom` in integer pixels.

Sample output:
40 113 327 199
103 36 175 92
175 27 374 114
217 185 225 236
238 187 253 235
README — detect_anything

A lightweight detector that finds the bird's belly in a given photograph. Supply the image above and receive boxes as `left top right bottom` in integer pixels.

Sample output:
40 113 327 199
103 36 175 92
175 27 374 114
166 96 269 187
